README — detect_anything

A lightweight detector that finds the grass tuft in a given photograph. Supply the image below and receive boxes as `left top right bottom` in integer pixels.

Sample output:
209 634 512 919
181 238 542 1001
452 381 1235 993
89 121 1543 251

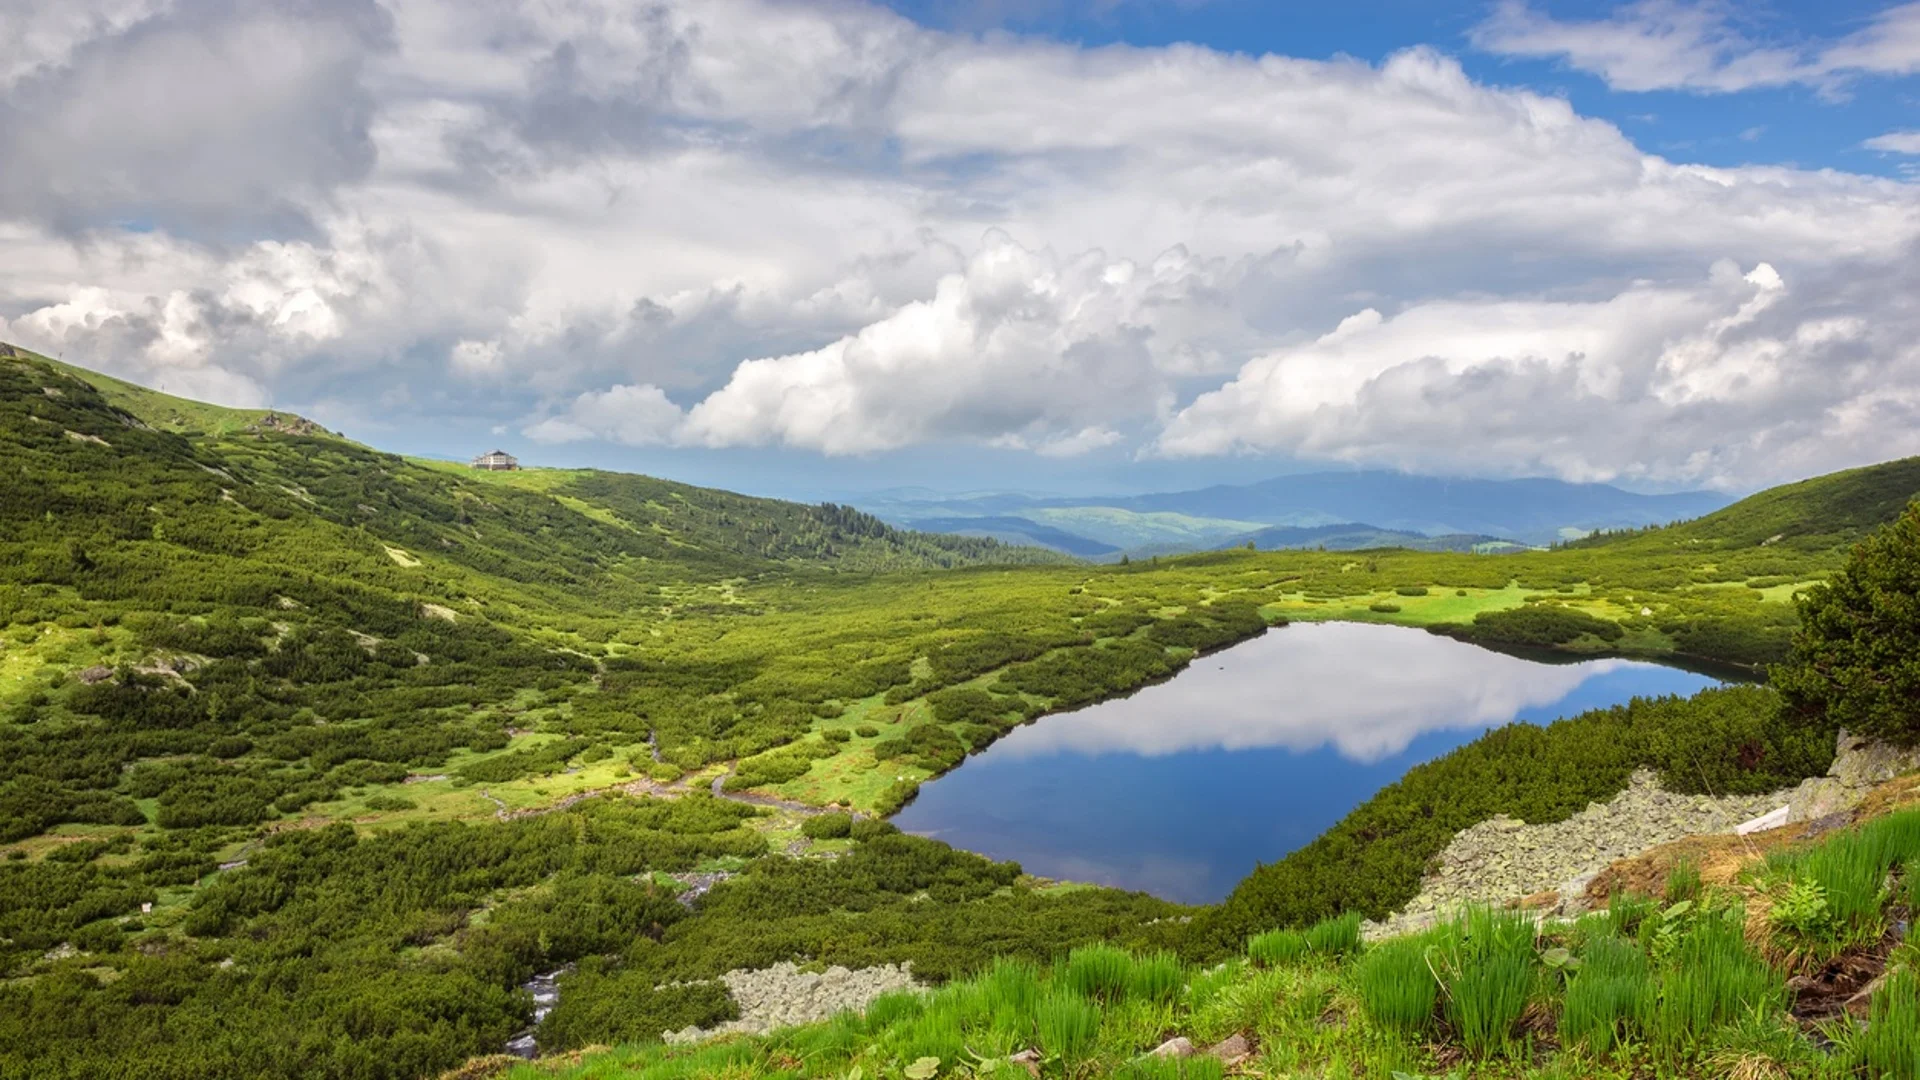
1354 933 1438 1033
1062 944 1134 1001
1849 967 1920 1080
1246 928 1308 968
1304 911 1362 957
1438 906 1537 1059
1557 934 1649 1055
1035 991 1099 1063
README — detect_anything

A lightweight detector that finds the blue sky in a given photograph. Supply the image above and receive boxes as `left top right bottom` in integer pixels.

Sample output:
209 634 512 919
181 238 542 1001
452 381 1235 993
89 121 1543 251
3 0 1919 501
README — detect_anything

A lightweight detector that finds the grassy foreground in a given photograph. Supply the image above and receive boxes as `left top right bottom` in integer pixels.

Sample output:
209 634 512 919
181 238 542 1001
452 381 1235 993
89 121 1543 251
508 805 1920 1080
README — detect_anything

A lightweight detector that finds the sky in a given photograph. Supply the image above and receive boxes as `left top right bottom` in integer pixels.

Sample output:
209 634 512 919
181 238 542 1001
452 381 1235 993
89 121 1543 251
3 0 1919 501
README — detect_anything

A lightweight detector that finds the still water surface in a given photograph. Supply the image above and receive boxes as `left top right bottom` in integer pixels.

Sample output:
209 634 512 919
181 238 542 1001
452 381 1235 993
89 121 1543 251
893 622 1721 904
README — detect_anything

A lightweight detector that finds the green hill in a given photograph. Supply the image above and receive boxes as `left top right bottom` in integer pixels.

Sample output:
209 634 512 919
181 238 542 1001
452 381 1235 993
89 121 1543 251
4 346 1918 1080
1577 455 1920 554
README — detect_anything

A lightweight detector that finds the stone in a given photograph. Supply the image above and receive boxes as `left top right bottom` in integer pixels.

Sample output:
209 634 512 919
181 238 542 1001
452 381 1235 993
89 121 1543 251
77 665 113 685
1147 1037 1195 1059
1208 1033 1252 1063
1734 805 1790 835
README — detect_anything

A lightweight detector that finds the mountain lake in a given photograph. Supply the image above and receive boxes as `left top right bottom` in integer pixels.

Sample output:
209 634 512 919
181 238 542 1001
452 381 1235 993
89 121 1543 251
893 621 1726 904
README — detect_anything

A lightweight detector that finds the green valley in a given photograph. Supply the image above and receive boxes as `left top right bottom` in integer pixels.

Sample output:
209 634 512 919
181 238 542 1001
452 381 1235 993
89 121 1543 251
5 346 1920 1080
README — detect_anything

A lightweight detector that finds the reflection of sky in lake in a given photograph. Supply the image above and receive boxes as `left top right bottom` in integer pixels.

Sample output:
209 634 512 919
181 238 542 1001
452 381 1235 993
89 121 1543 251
893 622 1721 905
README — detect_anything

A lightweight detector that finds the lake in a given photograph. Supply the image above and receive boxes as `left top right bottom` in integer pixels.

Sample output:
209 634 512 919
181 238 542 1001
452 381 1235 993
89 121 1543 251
893 621 1723 904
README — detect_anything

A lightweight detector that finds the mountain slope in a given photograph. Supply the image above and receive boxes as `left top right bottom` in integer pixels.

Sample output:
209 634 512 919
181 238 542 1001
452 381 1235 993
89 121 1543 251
4 347 1063 577
1577 455 1920 555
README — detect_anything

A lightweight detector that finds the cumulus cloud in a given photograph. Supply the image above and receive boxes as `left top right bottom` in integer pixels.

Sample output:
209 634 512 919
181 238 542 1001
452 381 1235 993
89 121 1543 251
523 383 684 446
1157 259 1920 488
1473 0 1920 94
3 0 1920 487
0 0 393 235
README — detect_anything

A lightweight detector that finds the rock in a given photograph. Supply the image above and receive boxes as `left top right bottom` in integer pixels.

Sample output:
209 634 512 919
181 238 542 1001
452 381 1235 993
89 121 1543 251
77 665 113 685
1207 1033 1252 1064
1147 1037 1195 1058
1009 1049 1042 1078
1735 805 1790 836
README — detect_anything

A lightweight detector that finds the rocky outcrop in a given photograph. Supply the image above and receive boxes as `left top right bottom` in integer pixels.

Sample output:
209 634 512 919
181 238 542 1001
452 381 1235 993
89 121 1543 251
1364 732 1920 939
663 962 918 1044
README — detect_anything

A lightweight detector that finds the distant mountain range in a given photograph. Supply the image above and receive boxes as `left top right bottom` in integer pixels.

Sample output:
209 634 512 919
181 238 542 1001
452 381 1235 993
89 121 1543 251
857 471 1733 557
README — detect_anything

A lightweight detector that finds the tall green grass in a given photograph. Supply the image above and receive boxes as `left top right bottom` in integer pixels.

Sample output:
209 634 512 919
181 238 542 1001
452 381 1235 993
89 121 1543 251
1304 911 1362 956
1062 944 1134 1001
1354 933 1438 1033
1246 927 1308 967
1606 892 1656 939
1438 907 1538 1059
1557 935 1649 1055
1116 1056 1227 1080
1643 908 1782 1060
1767 808 1920 953
1035 991 1099 1063
1849 967 1920 1080
1663 859 1702 905
1126 950 1186 1004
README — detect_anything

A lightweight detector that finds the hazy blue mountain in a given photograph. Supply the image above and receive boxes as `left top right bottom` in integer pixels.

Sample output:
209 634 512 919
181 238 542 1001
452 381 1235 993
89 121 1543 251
858 471 1729 551
1221 523 1525 554
898 515 1120 557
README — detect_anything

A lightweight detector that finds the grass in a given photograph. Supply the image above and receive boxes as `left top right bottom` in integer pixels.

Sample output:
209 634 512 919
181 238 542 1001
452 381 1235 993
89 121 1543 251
1355 933 1439 1033
1764 808 1920 957
1558 934 1650 1055
1246 928 1307 967
1438 907 1538 1060
1849 967 1920 1080
1304 911 1362 956
1035 990 1100 1062
1643 907 1783 1061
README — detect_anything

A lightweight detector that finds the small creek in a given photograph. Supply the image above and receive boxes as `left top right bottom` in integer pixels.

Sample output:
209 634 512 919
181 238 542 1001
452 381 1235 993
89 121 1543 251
505 966 570 1058
894 622 1724 904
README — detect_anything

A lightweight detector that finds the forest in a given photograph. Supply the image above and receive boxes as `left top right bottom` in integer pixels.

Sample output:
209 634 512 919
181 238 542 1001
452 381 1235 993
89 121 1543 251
3 347 1919 1079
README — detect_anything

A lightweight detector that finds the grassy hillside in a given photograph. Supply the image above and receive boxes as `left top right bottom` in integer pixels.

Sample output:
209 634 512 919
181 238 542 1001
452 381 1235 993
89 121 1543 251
3 348 1918 1080
1578 455 1920 555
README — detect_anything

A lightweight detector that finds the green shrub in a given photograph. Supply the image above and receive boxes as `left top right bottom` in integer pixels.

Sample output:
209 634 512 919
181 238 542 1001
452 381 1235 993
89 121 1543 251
854 725 881 738
1395 586 1430 596
1368 602 1401 613
800 813 853 840
1246 928 1307 968
1355 934 1437 1032
821 728 852 744
1460 605 1624 646
1775 501 1920 744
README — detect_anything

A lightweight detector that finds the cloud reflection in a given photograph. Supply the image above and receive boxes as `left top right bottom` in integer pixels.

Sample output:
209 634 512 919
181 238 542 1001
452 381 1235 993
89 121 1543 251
992 622 1626 763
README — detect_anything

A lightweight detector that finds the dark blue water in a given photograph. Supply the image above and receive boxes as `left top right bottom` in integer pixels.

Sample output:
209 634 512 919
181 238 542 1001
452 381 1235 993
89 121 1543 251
893 622 1721 904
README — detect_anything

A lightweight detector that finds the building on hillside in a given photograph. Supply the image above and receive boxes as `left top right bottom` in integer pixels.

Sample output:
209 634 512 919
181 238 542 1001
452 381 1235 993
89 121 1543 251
470 449 520 471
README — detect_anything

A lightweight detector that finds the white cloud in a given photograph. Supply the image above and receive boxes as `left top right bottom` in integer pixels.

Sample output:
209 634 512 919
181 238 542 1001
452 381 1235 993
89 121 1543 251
1473 0 1920 94
523 383 684 446
1866 131 1920 154
1156 259 1920 488
3 0 1920 488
